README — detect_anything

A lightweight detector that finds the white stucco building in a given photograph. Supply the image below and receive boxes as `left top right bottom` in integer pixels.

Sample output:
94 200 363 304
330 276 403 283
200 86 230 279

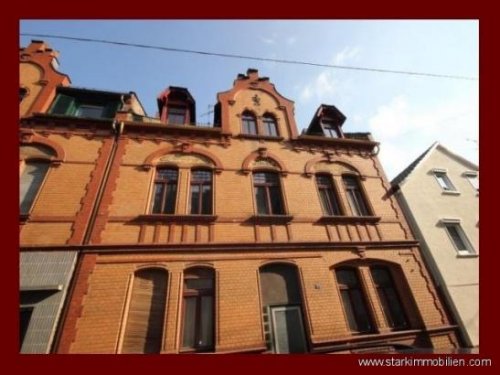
391 142 479 348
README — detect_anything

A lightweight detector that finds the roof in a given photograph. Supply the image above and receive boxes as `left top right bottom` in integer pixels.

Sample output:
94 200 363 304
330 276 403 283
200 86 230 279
391 142 478 188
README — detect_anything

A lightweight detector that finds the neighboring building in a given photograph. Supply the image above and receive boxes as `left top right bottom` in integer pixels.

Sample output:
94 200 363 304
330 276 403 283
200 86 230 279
391 142 479 348
19 41 146 353
21 41 461 354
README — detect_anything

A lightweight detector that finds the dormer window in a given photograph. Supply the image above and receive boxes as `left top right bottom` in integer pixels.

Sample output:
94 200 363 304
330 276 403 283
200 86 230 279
167 106 187 125
75 104 105 118
322 121 341 138
303 104 346 138
242 112 257 135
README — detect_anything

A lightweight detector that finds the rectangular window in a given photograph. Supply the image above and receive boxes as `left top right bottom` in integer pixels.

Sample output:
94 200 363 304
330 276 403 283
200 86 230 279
242 113 257 135
434 171 456 191
262 116 278 136
182 268 215 352
370 267 408 330
444 222 475 255
190 170 213 215
322 121 341 138
75 104 105 118
464 172 479 191
167 107 186 125
253 172 285 215
151 168 178 214
316 175 342 216
270 306 308 353
335 268 372 333
342 175 370 216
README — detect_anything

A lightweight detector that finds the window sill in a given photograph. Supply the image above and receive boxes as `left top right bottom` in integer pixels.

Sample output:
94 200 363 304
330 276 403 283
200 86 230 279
317 216 381 224
135 214 217 223
237 134 284 142
442 190 460 196
248 215 294 224
456 253 478 258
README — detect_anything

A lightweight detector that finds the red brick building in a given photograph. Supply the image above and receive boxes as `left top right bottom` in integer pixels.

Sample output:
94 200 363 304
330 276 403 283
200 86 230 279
20 40 460 354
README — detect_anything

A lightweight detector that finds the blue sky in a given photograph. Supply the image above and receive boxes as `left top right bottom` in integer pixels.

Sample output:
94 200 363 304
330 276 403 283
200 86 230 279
20 20 478 179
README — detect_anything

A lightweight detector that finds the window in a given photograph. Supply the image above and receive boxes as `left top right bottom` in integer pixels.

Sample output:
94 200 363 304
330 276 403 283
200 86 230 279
181 268 215 352
20 161 50 215
335 268 373 333
444 222 475 255
342 175 370 216
433 171 456 191
19 88 28 103
370 267 408 330
122 269 168 354
316 175 342 216
151 168 178 214
75 104 105 118
190 170 213 215
49 93 121 119
262 114 278 136
20 307 34 350
464 172 479 191
242 112 257 135
259 264 307 353
253 172 285 215
167 106 186 125
322 121 341 138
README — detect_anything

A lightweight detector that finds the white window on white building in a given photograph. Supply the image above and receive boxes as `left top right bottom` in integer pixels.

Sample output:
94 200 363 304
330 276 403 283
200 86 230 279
441 219 476 256
464 171 479 191
432 169 457 192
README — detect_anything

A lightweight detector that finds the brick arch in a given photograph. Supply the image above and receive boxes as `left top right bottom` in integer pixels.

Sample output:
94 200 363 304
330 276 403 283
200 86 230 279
20 134 65 164
241 149 288 176
134 264 169 272
304 156 363 179
258 259 298 269
330 257 403 270
142 146 224 173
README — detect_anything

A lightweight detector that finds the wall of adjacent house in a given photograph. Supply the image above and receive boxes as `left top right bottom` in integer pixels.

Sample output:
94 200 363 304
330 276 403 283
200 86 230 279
397 146 479 346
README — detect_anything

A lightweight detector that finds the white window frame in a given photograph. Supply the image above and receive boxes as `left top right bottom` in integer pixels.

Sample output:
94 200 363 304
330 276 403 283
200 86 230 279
463 171 479 191
431 168 459 194
270 305 307 354
441 218 476 256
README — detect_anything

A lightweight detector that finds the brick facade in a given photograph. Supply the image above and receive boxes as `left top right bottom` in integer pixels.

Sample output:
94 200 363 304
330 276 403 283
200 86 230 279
19 41 460 354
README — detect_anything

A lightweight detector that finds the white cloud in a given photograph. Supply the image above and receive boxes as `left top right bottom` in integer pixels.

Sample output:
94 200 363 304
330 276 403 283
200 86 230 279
260 36 276 45
299 71 338 103
369 93 479 179
333 46 360 65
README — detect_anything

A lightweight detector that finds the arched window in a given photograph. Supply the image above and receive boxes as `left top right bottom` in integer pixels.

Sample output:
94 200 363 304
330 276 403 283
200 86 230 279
335 267 373 333
370 266 408 330
20 160 50 215
259 263 307 353
151 168 178 214
315 174 343 216
122 268 168 353
190 169 213 215
181 267 215 352
241 111 257 135
342 175 371 216
262 114 278 137
253 172 285 215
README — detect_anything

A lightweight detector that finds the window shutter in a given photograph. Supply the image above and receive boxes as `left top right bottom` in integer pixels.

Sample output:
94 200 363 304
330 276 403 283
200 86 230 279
122 269 167 354
50 94 76 115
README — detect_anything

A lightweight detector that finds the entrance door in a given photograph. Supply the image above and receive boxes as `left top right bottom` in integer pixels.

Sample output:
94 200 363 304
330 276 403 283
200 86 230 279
270 306 307 353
